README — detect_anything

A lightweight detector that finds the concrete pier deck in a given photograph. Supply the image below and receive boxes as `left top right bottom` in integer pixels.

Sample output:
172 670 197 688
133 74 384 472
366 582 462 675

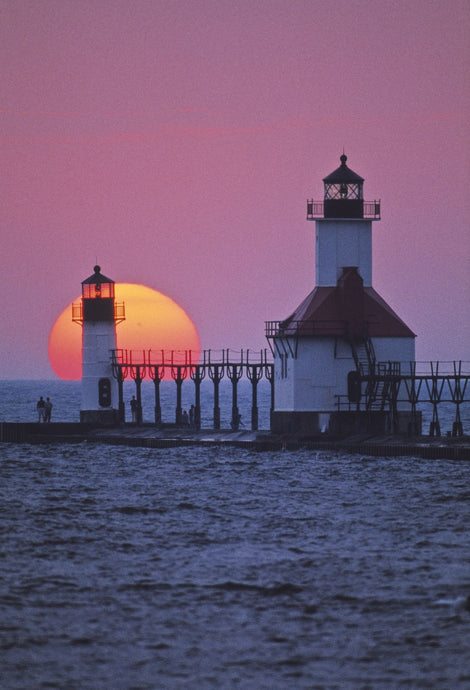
1 422 469 459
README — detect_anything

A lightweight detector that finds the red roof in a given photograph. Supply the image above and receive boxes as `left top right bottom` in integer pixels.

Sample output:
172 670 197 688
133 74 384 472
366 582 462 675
281 267 415 338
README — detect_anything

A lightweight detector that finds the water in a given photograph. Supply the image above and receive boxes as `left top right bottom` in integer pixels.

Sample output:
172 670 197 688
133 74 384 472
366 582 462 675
0 378 273 430
1 382 470 688
1 378 469 434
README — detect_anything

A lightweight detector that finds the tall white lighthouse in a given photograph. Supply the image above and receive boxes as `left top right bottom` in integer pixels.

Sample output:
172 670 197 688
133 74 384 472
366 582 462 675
266 154 417 436
74 265 124 424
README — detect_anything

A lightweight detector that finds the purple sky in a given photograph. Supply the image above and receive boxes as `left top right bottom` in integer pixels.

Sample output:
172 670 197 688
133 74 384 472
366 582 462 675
1 0 469 378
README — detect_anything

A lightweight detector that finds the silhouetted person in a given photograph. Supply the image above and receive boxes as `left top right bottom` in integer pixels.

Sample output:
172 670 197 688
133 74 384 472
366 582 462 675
130 395 138 423
231 413 243 431
37 396 46 422
44 397 53 422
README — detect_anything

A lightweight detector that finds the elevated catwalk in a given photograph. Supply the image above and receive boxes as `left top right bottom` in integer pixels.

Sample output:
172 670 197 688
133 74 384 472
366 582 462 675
110 350 469 438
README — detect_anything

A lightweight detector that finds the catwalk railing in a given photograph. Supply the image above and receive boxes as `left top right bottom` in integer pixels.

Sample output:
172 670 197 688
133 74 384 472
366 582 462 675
111 349 274 430
335 360 470 436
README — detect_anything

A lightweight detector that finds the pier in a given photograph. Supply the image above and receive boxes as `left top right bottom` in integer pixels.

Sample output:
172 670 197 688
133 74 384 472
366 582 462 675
0 422 469 460
1 354 469 459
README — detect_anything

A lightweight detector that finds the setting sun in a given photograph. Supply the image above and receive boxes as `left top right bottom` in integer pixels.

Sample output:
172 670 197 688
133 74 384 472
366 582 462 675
48 284 200 380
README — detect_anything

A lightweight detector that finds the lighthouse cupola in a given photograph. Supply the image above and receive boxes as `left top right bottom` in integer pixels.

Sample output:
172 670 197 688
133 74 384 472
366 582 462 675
323 153 364 219
82 265 115 322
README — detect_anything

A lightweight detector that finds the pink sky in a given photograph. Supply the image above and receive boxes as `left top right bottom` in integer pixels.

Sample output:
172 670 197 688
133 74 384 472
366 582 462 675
1 0 469 378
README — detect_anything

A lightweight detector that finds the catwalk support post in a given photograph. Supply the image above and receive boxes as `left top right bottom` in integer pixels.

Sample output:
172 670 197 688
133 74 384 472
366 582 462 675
247 363 263 431
190 364 205 430
264 361 275 430
208 358 224 430
130 362 145 425
227 359 243 430
150 364 164 426
171 365 186 426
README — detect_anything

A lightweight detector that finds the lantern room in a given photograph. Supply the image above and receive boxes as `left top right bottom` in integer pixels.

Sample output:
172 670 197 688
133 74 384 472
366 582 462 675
307 154 380 221
72 265 124 325
323 153 364 218
82 265 115 299
81 265 115 322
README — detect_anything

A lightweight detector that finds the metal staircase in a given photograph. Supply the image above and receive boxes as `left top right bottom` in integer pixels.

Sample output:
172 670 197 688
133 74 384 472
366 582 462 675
351 339 370 376
367 363 389 410
348 329 390 410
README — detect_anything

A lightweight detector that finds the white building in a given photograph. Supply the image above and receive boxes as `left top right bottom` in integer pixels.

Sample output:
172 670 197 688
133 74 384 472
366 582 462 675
266 155 417 436
74 265 124 424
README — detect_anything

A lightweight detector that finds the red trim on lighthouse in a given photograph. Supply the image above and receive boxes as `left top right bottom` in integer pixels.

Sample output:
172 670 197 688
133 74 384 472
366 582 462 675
283 267 415 338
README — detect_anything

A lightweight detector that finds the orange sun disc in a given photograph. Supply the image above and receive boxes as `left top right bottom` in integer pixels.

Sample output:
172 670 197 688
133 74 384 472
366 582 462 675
48 283 201 380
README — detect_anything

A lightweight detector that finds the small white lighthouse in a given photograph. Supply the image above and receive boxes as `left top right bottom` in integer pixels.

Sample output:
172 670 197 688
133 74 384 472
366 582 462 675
267 154 417 436
74 266 124 424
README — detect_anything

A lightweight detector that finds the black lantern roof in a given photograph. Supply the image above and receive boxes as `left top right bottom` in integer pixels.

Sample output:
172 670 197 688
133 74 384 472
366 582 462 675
82 265 115 286
323 154 364 184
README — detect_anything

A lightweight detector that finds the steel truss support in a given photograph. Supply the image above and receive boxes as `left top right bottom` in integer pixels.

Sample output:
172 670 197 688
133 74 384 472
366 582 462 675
264 362 275 430
149 365 165 426
426 362 445 437
208 363 224 430
130 363 146 425
171 365 188 426
190 364 206 431
403 362 422 435
447 361 468 437
247 364 263 431
112 351 128 424
128 352 148 424
227 363 243 430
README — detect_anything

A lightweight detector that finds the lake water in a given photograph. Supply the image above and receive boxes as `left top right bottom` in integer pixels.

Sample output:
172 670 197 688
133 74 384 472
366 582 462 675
1 378 469 434
1 381 469 688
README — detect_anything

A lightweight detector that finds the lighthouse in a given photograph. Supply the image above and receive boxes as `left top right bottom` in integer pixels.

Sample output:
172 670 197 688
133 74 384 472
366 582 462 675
266 154 418 436
73 265 124 424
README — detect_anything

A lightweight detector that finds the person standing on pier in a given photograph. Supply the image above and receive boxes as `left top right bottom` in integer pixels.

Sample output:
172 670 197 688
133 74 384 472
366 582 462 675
44 397 53 422
36 397 46 422
130 395 138 423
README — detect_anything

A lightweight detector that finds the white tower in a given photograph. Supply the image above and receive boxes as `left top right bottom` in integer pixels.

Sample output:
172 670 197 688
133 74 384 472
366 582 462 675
315 154 374 287
74 266 124 424
266 155 417 436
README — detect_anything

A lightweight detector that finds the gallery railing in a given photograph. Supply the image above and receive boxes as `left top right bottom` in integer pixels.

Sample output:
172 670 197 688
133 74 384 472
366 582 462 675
306 199 381 220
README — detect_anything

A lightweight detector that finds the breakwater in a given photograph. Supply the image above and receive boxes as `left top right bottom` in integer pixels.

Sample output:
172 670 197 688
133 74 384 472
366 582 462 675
1 422 469 460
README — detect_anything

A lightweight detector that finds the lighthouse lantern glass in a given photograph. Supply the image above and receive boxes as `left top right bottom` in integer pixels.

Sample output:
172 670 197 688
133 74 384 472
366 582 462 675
82 281 114 299
324 181 363 200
